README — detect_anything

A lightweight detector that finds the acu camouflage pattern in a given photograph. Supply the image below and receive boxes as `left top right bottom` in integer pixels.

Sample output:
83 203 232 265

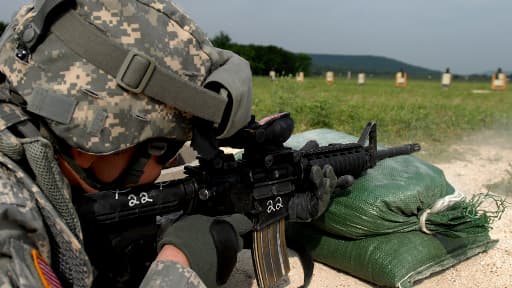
0 0 218 155
0 79 94 286
0 1 212 286
140 261 207 288
0 145 93 287
0 92 206 287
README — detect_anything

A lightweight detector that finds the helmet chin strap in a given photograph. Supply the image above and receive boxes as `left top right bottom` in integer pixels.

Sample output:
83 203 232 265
57 156 99 194
19 0 74 52
57 139 185 194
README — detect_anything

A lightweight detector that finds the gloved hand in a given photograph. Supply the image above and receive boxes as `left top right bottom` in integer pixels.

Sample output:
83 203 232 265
157 214 252 287
288 141 354 221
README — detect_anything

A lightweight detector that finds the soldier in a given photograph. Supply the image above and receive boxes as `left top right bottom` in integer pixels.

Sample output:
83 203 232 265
0 0 338 287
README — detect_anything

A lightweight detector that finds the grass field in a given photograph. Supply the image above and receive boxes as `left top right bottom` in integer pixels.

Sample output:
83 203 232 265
252 76 512 159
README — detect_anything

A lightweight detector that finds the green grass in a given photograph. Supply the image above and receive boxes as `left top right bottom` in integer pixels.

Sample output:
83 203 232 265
252 76 512 160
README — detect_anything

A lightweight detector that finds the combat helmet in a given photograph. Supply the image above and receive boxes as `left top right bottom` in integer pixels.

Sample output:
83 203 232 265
0 0 252 191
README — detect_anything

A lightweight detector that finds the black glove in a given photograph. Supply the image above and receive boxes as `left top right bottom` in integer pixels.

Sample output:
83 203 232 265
288 141 355 221
288 164 338 221
157 214 252 287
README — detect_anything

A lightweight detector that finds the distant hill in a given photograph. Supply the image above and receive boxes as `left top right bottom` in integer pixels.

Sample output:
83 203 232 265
481 69 512 76
309 54 440 77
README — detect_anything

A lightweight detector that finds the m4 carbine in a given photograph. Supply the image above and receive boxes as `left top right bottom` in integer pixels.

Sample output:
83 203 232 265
78 113 420 288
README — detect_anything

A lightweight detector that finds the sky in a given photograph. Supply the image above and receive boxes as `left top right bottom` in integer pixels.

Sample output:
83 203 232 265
2 0 511 75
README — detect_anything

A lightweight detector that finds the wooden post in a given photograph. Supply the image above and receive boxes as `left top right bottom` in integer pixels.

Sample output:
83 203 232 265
326 71 335 85
395 69 407 87
296 72 304 83
357 73 366 85
441 68 452 87
492 68 507 91
269 70 276 81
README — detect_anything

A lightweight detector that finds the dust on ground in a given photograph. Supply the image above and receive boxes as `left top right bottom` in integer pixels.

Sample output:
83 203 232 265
224 128 512 288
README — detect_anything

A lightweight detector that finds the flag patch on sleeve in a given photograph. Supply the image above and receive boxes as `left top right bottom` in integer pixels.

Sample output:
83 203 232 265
32 250 63 288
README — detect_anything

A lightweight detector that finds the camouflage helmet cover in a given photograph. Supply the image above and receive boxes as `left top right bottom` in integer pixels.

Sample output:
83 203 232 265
0 0 221 154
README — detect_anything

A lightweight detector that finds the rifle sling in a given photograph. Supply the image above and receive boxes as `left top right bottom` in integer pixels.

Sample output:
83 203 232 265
287 237 314 288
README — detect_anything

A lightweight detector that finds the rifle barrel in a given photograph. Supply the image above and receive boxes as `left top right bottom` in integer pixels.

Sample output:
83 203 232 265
376 143 421 161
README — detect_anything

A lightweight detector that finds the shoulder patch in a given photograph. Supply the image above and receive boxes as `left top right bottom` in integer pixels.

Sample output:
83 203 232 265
32 250 63 288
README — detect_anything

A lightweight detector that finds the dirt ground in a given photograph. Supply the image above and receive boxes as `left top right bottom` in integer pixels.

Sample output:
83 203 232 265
224 129 512 288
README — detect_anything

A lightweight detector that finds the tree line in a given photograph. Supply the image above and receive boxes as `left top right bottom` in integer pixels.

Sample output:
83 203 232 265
211 32 312 76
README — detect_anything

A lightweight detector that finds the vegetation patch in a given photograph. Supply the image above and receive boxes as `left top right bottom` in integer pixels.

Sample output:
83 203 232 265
252 76 512 160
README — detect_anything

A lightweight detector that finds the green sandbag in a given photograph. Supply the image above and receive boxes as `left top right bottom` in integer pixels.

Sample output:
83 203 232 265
285 129 491 239
287 223 497 288
284 129 498 287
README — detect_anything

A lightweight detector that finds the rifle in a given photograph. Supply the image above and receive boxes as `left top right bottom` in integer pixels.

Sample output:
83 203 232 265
78 113 420 287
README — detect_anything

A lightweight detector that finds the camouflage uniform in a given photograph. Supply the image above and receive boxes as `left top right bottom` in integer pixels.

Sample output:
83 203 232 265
0 141 206 288
0 0 251 287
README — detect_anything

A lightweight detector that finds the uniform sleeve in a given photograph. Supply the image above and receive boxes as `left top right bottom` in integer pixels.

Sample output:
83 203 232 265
139 260 207 288
0 163 56 287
